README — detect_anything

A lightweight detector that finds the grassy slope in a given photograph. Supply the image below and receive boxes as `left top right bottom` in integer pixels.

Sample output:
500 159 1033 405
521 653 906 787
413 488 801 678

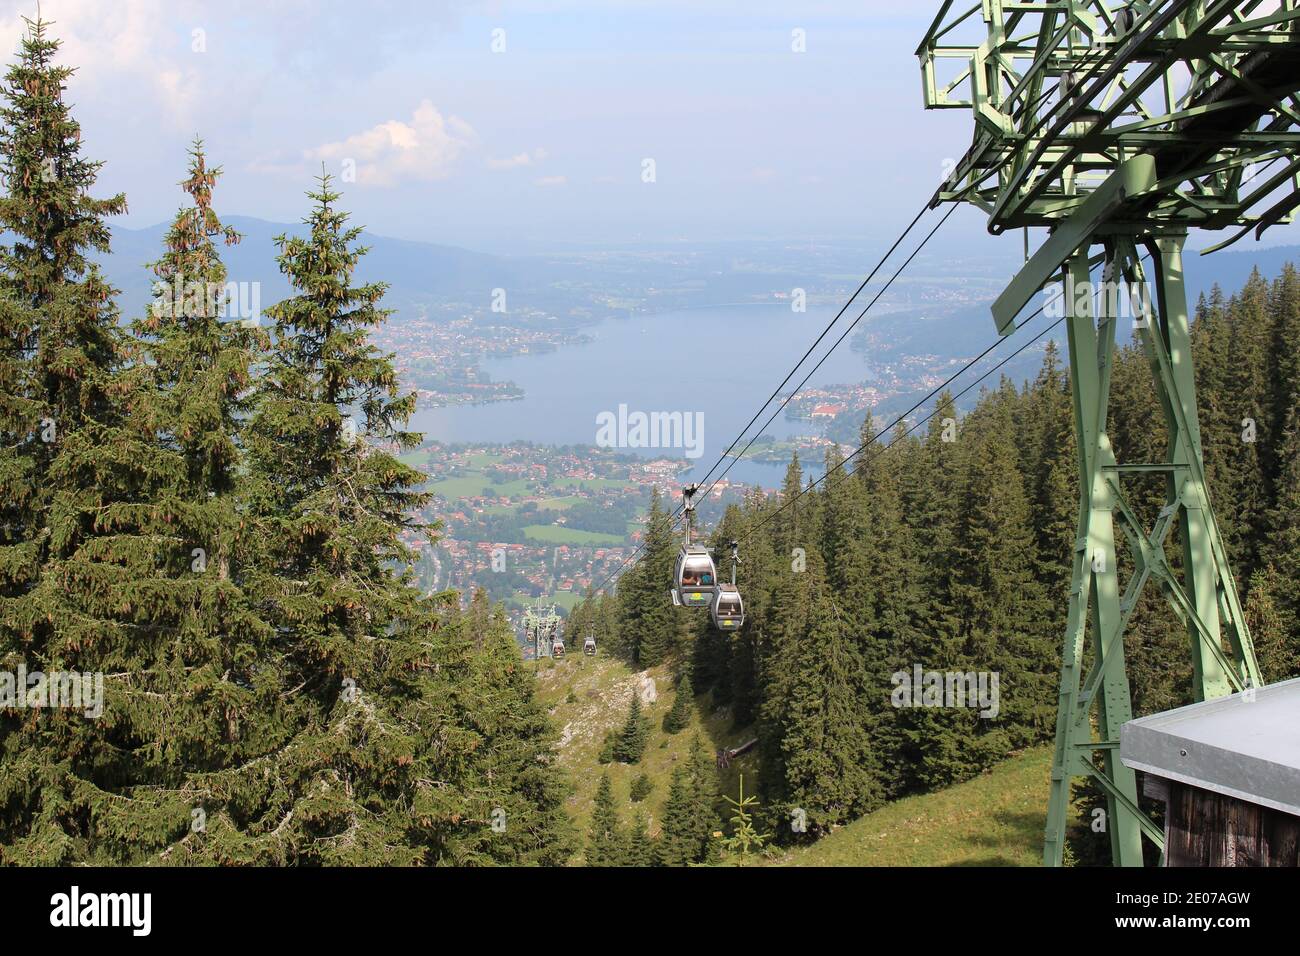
535 653 1058 867
523 524 624 546
772 746 1053 867
531 654 759 863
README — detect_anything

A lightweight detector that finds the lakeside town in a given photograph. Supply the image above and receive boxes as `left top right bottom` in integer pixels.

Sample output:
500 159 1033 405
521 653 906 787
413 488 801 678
370 309 591 409
395 442 753 633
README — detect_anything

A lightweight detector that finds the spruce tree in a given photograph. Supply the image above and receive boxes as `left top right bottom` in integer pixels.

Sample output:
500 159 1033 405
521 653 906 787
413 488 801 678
859 420 929 799
623 808 654 867
612 691 649 763
686 734 723 864
0 18 201 863
617 487 676 666
156 176 574 864
441 603 576 865
663 669 693 734
773 568 880 829
656 766 696 866
655 737 722 865
629 772 654 802
586 773 623 866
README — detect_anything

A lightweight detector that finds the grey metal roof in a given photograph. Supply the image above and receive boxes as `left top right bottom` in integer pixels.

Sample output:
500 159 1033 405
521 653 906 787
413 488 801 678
1119 676 1300 817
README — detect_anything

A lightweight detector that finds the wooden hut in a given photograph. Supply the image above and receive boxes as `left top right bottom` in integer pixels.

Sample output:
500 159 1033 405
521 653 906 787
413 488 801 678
1119 676 1300 866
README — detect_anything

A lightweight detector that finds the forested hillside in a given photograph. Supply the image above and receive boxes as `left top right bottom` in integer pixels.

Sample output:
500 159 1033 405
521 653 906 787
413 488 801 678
571 261 1300 863
1 16 1297 870
0 21 573 865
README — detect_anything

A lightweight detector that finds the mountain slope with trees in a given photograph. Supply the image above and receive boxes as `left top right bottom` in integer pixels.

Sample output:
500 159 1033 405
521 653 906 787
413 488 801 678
0 18 573 866
579 258 1300 863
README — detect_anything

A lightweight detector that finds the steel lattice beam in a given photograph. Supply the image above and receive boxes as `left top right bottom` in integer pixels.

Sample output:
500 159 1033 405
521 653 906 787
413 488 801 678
919 1 1300 238
917 2 1286 867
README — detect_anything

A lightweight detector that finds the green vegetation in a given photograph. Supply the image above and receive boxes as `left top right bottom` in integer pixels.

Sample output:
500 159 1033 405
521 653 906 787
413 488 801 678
721 776 772 862
523 524 624 546
555 476 636 491
576 263 1300 864
586 774 623 866
629 773 654 802
0 20 573 865
531 654 756 860
663 671 694 733
430 474 533 499
609 694 651 764
516 590 583 612
773 747 1052 867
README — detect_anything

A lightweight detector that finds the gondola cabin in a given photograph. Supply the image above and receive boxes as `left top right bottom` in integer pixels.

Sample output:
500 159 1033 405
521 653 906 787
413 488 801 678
583 636 597 656
673 544 717 607
711 583 744 629
551 639 565 659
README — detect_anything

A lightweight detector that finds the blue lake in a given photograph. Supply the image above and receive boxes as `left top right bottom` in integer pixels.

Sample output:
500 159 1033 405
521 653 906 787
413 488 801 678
408 304 877 490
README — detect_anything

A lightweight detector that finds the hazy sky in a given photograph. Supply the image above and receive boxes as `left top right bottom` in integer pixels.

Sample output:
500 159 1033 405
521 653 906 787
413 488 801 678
0 1 996 249
1 1 1295 255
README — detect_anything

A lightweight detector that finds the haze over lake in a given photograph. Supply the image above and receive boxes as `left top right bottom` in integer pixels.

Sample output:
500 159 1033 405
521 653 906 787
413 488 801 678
409 304 876 488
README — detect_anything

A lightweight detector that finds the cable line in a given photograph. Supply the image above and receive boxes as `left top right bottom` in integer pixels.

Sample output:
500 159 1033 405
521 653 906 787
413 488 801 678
684 202 936 499
692 203 958 505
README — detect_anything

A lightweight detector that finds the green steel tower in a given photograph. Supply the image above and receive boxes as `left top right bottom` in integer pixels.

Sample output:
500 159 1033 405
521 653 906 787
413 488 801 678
918 0 1300 866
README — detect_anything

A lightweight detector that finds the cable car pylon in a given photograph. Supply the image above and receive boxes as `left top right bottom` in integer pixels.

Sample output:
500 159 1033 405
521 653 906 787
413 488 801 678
918 0 1296 866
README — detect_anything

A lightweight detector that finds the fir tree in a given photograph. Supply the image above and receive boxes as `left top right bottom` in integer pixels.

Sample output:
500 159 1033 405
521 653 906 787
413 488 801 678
629 772 654 802
587 773 623 866
623 808 654 867
663 670 693 734
686 735 723 864
721 775 771 863
617 488 676 666
773 570 880 829
656 766 696 867
612 691 649 763
0 18 204 863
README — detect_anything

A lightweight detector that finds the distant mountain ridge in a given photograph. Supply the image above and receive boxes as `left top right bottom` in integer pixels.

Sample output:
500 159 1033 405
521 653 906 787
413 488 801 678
98 215 536 321
93 216 1300 365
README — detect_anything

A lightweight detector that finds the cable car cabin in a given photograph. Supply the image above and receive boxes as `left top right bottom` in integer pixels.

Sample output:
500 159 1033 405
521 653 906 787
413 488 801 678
551 640 565 659
711 584 744 629
583 637 597 656
672 544 717 607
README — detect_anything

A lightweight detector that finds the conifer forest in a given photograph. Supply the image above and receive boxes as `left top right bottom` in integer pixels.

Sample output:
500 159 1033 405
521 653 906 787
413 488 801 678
0 4 1298 931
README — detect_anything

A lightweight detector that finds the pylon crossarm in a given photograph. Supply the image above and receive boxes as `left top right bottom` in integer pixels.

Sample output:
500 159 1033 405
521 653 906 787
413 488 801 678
1086 761 1167 848
991 2 1236 226
1216 5 1300 37
1203 55 1300 125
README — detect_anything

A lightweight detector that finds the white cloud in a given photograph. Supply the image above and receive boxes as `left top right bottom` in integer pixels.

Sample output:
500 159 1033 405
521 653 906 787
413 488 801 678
489 152 533 170
487 147 548 170
0 0 204 125
304 99 476 186
534 175 567 187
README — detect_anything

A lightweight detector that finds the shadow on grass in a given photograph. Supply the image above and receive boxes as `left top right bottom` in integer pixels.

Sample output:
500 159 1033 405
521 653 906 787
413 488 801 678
954 808 1043 865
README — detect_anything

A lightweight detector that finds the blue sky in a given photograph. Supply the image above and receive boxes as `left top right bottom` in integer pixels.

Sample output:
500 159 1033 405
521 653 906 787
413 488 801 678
2 1 1296 256
0 1 991 249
